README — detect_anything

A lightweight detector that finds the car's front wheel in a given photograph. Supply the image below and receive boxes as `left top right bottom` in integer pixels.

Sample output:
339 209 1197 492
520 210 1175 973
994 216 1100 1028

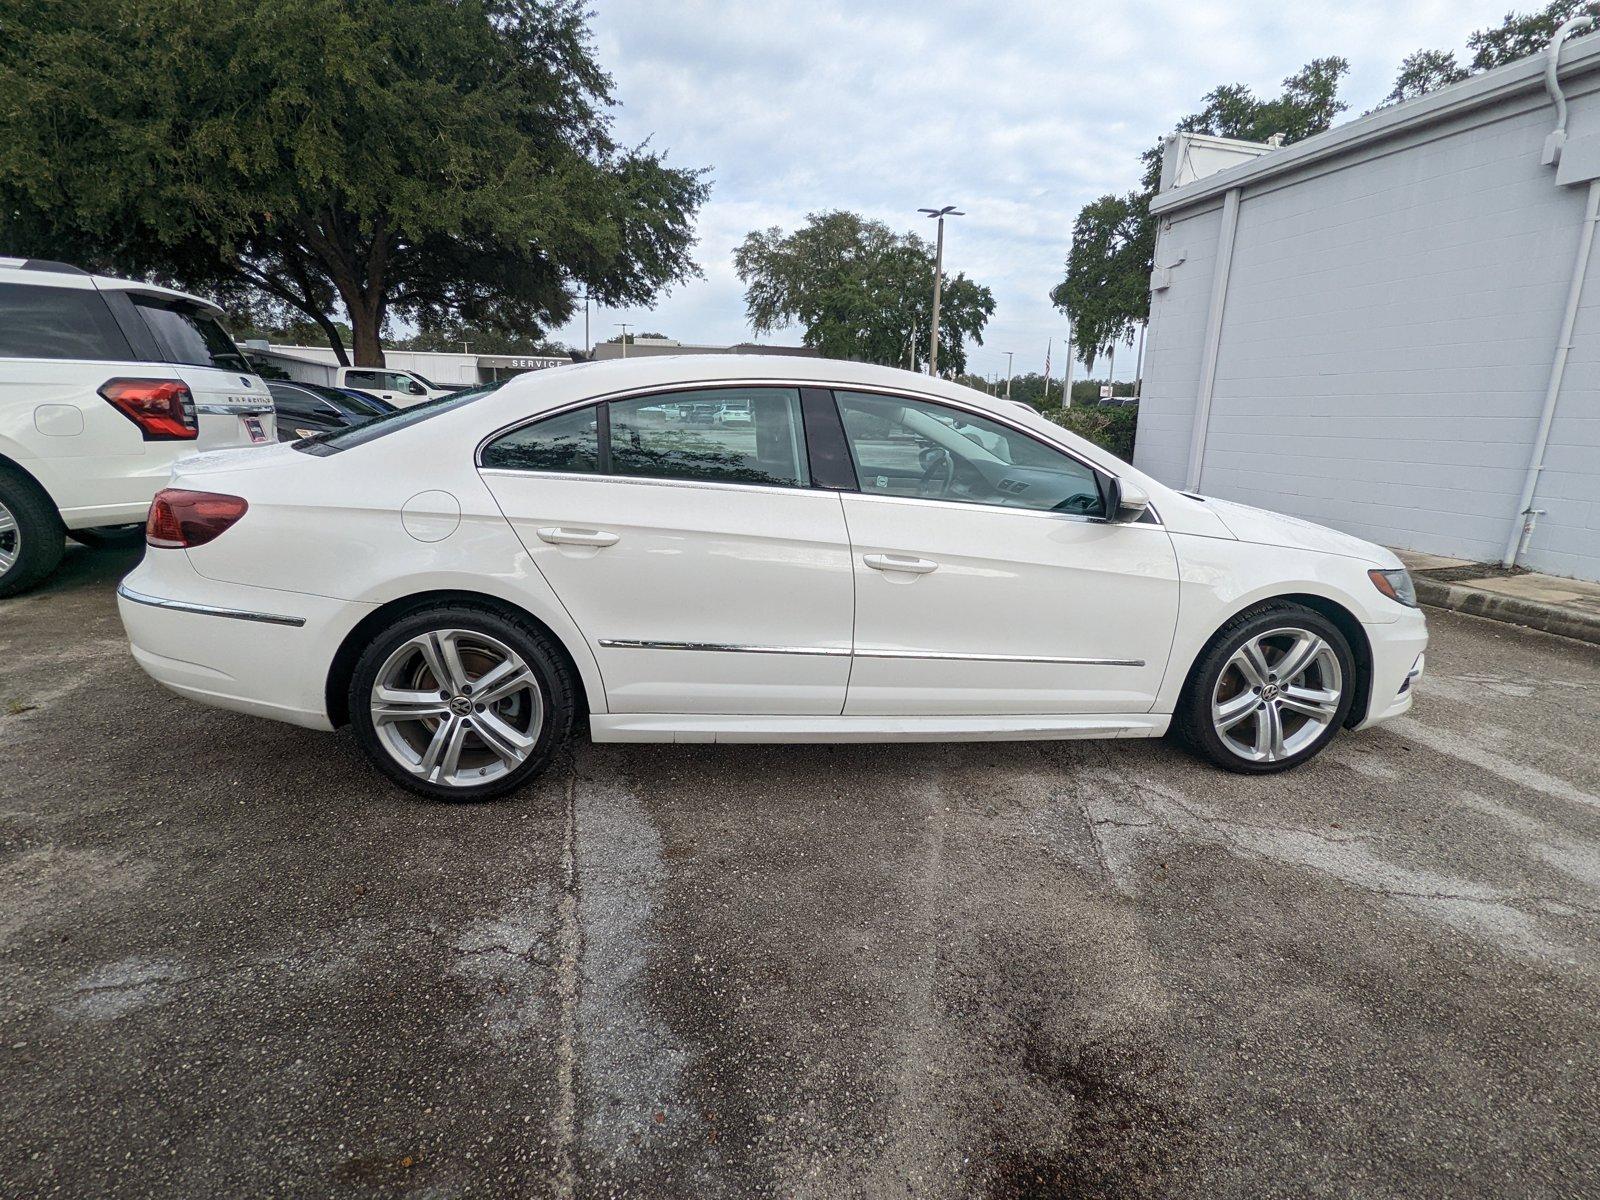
348 604 574 801
1174 602 1355 774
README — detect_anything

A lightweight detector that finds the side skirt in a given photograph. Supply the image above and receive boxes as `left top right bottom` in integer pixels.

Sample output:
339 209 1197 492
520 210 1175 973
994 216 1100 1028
589 712 1171 744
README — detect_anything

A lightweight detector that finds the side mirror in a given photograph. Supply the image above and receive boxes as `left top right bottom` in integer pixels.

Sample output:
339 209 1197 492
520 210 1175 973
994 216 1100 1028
1106 477 1151 523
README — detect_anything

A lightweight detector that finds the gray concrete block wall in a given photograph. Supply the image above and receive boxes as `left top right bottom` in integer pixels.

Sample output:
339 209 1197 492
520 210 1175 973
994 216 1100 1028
1137 92 1600 581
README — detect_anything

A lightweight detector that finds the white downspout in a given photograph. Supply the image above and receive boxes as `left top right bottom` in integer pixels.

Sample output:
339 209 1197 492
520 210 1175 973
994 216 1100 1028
1185 187 1241 492
1505 15 1600 568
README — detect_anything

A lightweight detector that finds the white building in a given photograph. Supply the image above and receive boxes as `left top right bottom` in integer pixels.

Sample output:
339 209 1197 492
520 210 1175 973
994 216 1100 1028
1137 34 1600 582
243 343 568 387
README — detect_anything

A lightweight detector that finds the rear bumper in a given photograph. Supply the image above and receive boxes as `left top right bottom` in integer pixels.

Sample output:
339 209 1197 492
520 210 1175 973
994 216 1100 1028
117 554 372 730
1352 607 1428 731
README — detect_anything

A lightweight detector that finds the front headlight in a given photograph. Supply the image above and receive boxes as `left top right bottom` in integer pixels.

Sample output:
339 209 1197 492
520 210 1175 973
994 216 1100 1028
1368 567 1419 608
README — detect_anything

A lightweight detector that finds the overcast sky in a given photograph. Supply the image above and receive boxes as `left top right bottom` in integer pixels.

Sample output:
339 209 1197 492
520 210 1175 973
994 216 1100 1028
551 0 1512 380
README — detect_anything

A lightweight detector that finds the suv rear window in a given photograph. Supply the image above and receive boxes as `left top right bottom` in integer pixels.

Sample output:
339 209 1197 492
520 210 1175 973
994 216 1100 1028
0 283 132 360
131 296 250 372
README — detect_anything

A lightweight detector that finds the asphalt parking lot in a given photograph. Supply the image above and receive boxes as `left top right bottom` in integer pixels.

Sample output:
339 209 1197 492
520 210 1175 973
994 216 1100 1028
2 544 1598 1199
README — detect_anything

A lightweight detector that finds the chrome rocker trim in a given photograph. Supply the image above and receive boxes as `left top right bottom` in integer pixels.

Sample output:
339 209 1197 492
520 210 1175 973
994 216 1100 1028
117 582 307 628
598 638 1143 667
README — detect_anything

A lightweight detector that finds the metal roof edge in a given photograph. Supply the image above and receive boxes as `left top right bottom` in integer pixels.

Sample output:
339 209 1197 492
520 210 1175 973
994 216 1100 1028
1150 33 1600 215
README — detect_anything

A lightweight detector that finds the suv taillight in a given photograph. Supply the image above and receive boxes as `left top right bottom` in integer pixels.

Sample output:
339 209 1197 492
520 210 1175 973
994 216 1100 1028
146 489 249 548
99 378 197 440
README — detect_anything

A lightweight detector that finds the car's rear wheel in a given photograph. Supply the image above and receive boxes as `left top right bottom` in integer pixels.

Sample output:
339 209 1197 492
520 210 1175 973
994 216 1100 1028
0 467 65 599
1173 602 1355 774
348 605 574 801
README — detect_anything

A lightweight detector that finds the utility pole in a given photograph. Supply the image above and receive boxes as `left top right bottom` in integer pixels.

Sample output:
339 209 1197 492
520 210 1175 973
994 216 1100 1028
1107 342 1116 402
918 205 964 377
580 290 592 355
615 322 631 358
1003 351 1014 402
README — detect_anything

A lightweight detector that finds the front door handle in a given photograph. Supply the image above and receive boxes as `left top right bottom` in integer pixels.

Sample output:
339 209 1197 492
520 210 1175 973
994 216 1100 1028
864 553 938 575
537 527 620 548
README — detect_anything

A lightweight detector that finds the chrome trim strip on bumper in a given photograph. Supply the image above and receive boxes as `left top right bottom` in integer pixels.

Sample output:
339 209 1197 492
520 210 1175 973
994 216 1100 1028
195 402 275 416
117 582 306 628
598 638 1142 667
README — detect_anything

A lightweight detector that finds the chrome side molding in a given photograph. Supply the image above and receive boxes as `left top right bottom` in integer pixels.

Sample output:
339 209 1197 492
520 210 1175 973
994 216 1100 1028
116 581 306 628
598 637 1142 667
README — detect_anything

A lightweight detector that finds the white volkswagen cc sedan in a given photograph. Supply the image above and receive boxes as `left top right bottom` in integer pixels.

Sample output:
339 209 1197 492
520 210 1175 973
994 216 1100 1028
117 356 1427 800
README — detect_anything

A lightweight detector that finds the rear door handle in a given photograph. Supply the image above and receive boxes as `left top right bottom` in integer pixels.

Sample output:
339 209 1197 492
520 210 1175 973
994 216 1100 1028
537 527 620 548
863 553 938 575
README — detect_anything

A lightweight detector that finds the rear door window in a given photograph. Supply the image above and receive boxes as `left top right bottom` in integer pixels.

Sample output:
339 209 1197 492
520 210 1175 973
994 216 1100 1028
0 283 132 360
609 388 809 488
130 296 249 372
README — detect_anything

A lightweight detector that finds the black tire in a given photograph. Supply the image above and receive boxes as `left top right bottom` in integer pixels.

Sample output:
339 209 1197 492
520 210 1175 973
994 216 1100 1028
1172 601 1356 775
348 603 575 801
68 523 147 549
0 466 66 599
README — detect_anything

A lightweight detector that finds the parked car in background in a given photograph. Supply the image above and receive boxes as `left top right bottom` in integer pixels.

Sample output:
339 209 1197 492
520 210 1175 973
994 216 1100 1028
268 381 394 441
0 258 273 596
335 367 461 408
117 357 1426 801
713 401 753 428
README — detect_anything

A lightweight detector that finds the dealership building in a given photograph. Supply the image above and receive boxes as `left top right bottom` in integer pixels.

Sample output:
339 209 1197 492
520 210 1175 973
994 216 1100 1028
1137 34 1600 582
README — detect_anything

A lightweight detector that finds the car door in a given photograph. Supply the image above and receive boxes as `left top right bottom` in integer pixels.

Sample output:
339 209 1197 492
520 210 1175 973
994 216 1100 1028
832 389 1180 716
479 386 856 715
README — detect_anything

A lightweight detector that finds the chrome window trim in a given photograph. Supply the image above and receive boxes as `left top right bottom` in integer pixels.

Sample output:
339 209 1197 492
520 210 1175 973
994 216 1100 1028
473 378 1161 524
479 468 843 503
597 637 1142 667
117 581 306 627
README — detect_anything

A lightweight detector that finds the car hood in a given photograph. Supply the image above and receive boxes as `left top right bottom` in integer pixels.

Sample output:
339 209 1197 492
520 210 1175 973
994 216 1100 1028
1199 496 1401 568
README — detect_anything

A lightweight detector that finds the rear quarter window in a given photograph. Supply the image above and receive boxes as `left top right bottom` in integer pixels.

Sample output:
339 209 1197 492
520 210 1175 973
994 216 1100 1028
0 282 132 360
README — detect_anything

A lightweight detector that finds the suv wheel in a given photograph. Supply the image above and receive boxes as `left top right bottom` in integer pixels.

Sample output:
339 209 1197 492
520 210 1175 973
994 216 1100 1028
0 467 65 598
1174 602 1355 774
348 604 574 801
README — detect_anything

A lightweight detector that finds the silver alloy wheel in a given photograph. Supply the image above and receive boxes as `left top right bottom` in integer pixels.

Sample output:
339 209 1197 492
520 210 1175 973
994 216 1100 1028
0 497 19 575
369 628 544 788
1211 626 1343 763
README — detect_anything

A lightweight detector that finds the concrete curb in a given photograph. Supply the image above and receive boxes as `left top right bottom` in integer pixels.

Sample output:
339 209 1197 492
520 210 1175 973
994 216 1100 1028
1414 576 1600 647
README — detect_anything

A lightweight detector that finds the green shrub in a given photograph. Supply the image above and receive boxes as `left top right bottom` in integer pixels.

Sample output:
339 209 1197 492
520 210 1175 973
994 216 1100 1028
1042 404 1138 461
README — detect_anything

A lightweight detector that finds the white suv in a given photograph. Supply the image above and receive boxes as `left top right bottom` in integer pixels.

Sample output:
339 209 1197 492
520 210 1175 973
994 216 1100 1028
0 258 274 596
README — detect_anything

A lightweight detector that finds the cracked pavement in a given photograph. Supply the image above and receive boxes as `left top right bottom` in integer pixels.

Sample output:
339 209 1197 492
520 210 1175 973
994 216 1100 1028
1 543 1598 1198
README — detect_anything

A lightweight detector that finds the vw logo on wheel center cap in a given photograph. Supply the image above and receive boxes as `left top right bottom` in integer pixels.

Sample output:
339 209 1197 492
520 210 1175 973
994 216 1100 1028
1260 683 1281 700
449 695 473 716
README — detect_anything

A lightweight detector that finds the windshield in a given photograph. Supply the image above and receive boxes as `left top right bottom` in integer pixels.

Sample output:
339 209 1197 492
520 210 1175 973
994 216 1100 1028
294 380 502 455
131 297 251 373
408 371 444 389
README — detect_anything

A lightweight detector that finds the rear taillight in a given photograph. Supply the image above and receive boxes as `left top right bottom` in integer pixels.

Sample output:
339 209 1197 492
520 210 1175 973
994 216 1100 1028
146 489 249 548
99 378 197 440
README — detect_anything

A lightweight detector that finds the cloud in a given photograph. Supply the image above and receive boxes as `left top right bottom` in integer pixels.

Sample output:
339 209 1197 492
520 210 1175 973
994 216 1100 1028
557 0 1510 378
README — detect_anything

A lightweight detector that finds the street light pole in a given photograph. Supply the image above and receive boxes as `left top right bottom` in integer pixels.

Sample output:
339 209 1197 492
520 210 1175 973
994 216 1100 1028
1064 319 1075 409
616 322 631 359
918 205 963 376
1003 351 1014 402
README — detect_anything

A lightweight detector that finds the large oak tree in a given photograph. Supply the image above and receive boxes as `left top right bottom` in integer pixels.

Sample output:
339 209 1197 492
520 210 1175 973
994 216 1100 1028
0 0 708 365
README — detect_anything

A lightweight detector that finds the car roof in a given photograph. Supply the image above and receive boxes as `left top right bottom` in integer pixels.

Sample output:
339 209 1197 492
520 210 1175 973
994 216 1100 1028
0 257 225 317
480 354 1019 424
